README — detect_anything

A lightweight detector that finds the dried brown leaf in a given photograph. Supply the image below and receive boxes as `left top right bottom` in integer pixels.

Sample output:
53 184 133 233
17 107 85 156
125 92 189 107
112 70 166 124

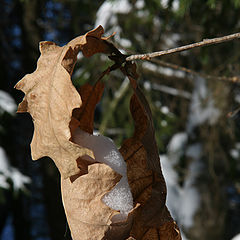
120 62 182 240
15 26 109 179
16 25 181 240
129 206 181 240
61 76 133 240
61 163 123 240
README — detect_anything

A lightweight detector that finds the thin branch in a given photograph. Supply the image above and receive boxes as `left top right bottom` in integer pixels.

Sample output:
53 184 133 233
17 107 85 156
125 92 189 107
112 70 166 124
152 83 192 99
126 32 240 61
150 58 240 83
116 43 240 83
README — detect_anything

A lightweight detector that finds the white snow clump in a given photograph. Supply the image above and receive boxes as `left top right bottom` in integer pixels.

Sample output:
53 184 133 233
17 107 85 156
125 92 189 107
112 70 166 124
72 128 133 222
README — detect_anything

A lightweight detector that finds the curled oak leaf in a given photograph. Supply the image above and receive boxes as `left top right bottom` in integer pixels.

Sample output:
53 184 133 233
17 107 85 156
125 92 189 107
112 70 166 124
63 79 136 240
120 93 169 215
60 77 134 240
15 26 111 179
63 127 137 240
120 62 182 239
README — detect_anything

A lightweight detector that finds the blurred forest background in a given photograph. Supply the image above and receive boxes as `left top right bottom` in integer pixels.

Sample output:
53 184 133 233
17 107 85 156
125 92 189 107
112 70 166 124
1 0 240 239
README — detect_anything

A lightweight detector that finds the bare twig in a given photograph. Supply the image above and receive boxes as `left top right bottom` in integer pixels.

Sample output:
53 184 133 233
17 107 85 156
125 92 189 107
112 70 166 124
152 83 192 99
116 43 240 83
150 59 240 83
126 32 240 61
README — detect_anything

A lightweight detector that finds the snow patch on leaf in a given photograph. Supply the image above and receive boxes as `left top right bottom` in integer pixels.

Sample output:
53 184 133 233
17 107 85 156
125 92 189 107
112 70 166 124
72 128 133 219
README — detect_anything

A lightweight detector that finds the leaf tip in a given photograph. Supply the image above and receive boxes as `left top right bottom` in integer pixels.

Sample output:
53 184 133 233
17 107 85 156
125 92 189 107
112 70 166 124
14 77 25 91
39 41 59 54
88 25 104 37
17 98 28 113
